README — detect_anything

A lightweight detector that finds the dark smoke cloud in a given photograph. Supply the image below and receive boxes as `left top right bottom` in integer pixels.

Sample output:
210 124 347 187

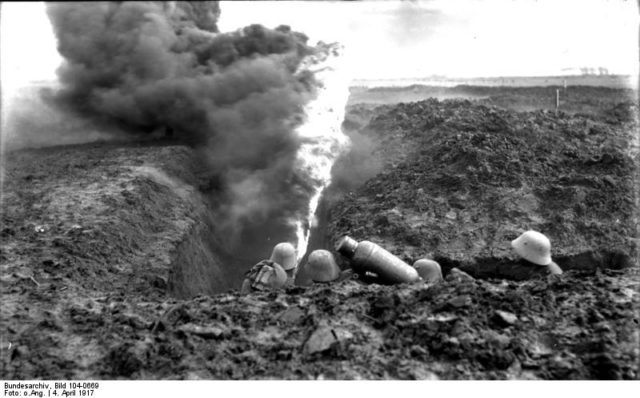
45 1 322 250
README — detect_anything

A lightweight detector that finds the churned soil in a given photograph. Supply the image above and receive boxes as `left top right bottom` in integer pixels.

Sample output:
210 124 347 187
331 96 639 279
1 85 639 379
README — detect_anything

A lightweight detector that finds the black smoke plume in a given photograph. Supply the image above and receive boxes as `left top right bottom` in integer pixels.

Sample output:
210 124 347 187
45 2 324 257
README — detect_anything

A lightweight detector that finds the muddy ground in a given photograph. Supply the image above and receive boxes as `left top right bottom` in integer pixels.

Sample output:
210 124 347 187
1 85 639 379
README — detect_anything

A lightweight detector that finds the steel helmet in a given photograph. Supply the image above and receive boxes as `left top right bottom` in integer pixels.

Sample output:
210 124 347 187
253 261 288 289
511 230 552 266
305 250 341 282
413 259 443 283
270 242 297 271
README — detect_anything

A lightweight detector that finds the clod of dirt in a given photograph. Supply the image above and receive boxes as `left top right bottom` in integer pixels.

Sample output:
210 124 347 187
177 324 226 339
303 324 352 356
278 306 306 324
493 310 518 327
447 295 472 309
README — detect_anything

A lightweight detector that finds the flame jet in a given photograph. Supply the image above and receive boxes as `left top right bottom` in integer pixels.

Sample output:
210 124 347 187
293 42 351 260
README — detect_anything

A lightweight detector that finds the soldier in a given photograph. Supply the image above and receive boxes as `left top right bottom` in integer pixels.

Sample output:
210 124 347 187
511 230 563 275
269 242 298 285
296 249 342 285
240 242 298 294
413 259 443 284
240 259 288 294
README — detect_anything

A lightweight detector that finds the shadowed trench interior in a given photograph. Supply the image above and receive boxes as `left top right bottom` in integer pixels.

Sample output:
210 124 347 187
166 181 307 298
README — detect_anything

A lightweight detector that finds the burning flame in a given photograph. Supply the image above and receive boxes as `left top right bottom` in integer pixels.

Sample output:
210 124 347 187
293 43 351 260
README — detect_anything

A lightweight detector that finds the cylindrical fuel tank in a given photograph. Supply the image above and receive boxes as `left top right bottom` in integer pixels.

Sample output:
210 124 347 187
336 236 419 284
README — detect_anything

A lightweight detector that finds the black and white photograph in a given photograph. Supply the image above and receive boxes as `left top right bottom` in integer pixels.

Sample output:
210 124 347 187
1 0 638 389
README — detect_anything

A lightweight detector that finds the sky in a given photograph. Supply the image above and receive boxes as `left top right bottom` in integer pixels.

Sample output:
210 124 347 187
218 0 639 79
0 0 638 98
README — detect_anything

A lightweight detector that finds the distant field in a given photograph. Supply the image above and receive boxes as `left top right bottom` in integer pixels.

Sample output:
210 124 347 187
352 74 637 89
347 83 638 117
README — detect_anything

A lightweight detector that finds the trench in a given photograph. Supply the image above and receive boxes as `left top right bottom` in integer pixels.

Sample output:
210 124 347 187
294 116 639 283
300 202 636 283
166 120 352 297
167 190 303 298
434 250 635 281
167 95 639 298
167 148 635 299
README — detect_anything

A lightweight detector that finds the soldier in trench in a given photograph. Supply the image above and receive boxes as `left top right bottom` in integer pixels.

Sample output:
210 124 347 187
240 259 288 294
511 230 563 275
240 242 297 294
240 230 562 294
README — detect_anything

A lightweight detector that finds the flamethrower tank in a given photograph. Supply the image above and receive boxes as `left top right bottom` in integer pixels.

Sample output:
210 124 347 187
335 236 419 284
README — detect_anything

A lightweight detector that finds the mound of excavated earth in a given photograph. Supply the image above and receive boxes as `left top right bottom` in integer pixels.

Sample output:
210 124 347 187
1 88 639 379
330 99 639 279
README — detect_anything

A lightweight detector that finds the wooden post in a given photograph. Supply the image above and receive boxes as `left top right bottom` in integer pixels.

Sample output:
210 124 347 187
556 89 560 114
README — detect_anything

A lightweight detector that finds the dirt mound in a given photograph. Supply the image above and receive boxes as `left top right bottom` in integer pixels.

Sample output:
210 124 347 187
4 267 638 379
0 142 236 299
329 99 638 278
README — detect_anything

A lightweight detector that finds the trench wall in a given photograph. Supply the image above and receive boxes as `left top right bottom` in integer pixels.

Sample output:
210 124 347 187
168 207 231 298
128 148 236 298
1 143 238 305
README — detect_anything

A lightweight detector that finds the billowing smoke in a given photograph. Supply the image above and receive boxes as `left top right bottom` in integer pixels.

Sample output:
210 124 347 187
45 2 332 255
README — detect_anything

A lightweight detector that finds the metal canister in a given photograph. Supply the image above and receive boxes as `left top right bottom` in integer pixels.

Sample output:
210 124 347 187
335 236 419 284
